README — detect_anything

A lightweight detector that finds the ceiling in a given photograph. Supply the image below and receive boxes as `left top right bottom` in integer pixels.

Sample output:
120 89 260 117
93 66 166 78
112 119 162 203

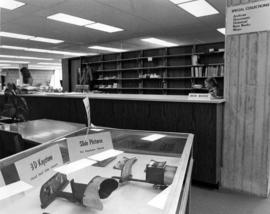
0 0 225 66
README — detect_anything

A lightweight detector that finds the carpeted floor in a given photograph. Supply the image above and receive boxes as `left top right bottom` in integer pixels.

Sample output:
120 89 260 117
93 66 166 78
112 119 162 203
191 186 270 214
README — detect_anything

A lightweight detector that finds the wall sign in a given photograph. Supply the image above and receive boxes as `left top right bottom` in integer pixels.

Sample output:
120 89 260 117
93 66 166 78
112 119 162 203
67 131 113 161
226 0 270 35
15 145 63 186
0 171 4 187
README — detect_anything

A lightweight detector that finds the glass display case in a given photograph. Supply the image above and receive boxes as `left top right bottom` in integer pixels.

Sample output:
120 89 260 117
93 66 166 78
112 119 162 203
0 126 193 214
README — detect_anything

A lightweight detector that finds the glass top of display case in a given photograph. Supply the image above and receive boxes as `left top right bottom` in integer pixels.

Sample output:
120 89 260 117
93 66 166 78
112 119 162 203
0 126 193 214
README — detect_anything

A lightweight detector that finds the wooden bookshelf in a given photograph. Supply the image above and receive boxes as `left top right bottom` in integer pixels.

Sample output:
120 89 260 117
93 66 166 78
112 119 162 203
63 42 224 95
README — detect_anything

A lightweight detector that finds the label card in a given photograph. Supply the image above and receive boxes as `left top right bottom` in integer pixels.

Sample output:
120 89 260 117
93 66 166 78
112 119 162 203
227 1 270 35
54 159 96 175
83 97 91 127
88 149 123 162
188 93 211 101
67 132 113 161
0 181 33 201
15 145 63 186
0 171 4 187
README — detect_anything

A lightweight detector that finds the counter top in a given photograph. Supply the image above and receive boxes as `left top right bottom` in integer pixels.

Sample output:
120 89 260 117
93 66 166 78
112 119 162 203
0 92 225 104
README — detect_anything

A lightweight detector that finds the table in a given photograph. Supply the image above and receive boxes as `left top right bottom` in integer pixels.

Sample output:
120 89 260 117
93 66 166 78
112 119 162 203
0 119 85 160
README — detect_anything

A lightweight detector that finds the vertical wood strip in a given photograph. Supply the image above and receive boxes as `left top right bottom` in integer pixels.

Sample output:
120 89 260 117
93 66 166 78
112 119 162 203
223 0 270 196
234 34 248 190
252 32 267 195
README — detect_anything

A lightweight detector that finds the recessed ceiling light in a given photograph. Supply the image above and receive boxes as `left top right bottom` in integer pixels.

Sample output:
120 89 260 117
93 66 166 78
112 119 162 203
169 0 193 4
0 31 64 44
217 28 225 35
0 55 53 60
38 62 61 66
0 45 92 56
30 37 63 44
0 60 29 64
141 38 178 47
29 65 61 70
0 32 34 40
85 23 123 33
0 0 25 10
177 0 219 17
47 13 94 26
88 46 127 52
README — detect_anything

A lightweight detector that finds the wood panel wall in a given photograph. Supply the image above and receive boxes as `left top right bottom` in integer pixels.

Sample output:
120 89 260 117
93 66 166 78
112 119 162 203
223 0 270 196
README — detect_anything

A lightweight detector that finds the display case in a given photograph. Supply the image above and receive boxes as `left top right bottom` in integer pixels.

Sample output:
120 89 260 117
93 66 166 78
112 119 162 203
0 127 193 214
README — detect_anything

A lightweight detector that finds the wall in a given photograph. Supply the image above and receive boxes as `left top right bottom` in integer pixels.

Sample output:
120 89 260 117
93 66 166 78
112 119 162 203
3 69 54 86
30 69 54 86
223 0 270 196
3 69 20 84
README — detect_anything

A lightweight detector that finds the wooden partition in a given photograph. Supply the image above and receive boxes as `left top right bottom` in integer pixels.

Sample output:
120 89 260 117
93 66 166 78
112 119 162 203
223 0 270 196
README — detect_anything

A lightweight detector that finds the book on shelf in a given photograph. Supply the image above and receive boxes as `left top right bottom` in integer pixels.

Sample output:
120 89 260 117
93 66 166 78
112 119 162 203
191 65 224 77
205 65 224 77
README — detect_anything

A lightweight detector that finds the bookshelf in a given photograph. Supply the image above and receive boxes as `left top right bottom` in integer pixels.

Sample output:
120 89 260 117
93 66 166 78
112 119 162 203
67 42 224 95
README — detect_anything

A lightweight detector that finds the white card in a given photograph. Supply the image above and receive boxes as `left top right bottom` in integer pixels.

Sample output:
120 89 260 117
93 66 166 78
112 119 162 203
148 185 171 210
0 172 4 187
0 181 33 201
88 149 123 162
67 132 113 161
54 159 96 175
15 145 63 186
83 97 91 127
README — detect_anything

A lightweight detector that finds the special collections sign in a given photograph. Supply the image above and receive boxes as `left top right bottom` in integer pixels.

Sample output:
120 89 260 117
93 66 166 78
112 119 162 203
226 0 270 35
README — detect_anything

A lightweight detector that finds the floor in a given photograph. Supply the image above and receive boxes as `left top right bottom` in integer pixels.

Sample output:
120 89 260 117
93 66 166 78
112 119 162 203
191 186 270 214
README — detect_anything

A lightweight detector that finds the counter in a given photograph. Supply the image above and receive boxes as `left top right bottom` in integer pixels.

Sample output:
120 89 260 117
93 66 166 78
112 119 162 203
0 92 223 186
3 92 225 103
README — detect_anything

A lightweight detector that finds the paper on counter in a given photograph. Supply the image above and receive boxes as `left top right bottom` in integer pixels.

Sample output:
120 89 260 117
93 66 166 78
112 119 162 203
0 181 33 201
88 149 123 162
148 185 172 210
90 128 104 132
54 159 97 175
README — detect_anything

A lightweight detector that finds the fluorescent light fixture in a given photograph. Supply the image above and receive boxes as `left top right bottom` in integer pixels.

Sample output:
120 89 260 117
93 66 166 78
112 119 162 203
38 62 61 66
29 65 61 70
0 60 29 64
141 134 166 142
47 13 94 26
0 0 25 10
0 55 52 60
217 28 225 35
30 37 63 44
0 31 64 44
0 31 34 40
170 0 193 4
0 66 19 69
0 45 90 56
86 23 123 33
89 45 127 52
177 0 219 17
141 38 177 47
0 64 11 66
